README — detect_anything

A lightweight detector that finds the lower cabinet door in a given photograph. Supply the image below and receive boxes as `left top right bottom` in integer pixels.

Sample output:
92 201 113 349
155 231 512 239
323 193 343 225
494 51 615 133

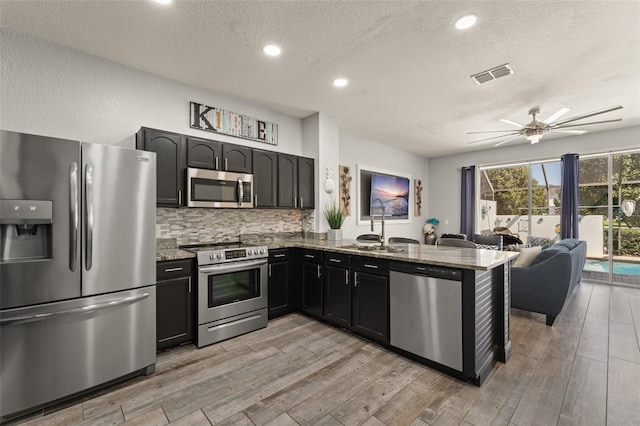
268 261 290 319
157 276 192 350
324 266 351 328
352 271 389 344
300 262 323 317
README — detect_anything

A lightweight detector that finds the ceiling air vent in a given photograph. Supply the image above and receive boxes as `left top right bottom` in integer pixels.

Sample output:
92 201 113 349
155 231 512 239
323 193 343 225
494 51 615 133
471 63 514 84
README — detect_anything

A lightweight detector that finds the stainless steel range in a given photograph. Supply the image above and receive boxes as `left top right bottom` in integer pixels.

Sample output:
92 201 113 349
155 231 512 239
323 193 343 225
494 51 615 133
181 242 268 348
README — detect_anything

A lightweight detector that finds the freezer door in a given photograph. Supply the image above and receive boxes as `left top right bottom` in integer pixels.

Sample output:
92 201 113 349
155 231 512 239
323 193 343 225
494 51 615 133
0 286 156 419
81 143 156 296
0 131 81 309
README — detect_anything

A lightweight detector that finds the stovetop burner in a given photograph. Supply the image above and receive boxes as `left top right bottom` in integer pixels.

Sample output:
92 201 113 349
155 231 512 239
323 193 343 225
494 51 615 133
180 241 255 252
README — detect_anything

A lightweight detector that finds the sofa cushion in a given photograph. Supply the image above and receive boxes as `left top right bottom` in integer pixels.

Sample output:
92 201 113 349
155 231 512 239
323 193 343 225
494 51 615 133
512 246 542 267
531 245 570 266
555 238 581 250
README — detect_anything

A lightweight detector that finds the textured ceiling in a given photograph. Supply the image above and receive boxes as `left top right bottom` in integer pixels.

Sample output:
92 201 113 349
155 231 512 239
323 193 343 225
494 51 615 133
1 0 639 157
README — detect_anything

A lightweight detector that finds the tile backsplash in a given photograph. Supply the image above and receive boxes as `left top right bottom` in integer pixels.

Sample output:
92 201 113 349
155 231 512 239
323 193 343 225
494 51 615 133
156 207 315 245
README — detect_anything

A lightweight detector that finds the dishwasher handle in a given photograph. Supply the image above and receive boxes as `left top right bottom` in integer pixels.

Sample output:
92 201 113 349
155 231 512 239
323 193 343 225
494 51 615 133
390 263 462 281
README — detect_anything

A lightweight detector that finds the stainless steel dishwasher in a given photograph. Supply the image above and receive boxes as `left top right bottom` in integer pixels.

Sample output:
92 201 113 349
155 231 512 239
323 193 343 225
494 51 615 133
390 263 463 371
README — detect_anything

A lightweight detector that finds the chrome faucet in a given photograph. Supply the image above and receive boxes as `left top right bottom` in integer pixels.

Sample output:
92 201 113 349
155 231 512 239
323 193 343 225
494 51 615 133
371 199 386 246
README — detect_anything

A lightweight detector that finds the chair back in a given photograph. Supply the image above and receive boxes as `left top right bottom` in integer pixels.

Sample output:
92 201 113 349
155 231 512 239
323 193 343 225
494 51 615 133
436 238 478 248
388 237 421 245
356 234 380 242
473 234 503 250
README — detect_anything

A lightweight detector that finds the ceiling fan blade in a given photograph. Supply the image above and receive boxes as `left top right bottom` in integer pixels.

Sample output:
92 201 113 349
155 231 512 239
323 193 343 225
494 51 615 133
467 132 520 145
499 119 524 128
494 135 523 146
466 130 520 134
549 129 587 135
551 105 623 126
551 118 623 129
542 107 571 124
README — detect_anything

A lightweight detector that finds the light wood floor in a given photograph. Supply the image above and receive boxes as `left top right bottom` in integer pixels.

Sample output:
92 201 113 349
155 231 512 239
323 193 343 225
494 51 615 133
10 281 640 426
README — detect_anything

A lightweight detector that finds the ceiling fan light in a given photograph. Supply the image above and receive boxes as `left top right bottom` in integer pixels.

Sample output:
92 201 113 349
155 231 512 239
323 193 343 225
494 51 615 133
525 128 544 144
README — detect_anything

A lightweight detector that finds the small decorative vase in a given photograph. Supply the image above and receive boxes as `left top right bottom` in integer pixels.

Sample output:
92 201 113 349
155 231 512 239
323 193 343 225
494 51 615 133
327 229 343 241
424 233 437 245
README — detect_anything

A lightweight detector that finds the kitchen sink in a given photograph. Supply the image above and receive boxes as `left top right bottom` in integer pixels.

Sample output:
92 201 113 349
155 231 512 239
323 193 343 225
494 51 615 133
339 244 404 253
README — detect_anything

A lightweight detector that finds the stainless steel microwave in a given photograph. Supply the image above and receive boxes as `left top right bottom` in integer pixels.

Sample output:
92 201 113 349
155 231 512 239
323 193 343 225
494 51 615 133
186 168 253 208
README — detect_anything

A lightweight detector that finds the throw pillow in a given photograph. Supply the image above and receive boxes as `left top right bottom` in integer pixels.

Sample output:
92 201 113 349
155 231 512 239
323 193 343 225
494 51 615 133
512 246 542 268
527 236 552 249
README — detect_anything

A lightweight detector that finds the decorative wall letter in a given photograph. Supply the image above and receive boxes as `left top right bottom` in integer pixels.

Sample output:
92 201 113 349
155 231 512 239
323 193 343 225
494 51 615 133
339 165 352 216
414 179 423 216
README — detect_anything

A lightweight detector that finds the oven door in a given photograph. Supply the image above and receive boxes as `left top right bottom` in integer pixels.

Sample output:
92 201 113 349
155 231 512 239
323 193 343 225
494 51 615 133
197 258 267 324
187 168 253 208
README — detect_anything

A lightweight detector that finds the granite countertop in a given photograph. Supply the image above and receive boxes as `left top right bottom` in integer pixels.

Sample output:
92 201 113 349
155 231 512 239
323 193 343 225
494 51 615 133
156 234 518 270
156 238 195 262
250 235 518 271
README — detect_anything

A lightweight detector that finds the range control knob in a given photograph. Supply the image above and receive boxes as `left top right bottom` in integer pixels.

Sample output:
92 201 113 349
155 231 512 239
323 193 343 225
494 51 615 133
247 249 254 256
217 253 223 259
260 249 266 254
209 254 214 260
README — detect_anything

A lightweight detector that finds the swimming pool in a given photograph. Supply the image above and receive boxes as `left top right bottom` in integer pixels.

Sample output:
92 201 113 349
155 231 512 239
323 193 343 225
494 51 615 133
584 259 640 275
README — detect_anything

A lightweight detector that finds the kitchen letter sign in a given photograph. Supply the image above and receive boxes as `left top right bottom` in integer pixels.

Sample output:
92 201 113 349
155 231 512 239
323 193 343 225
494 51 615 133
190 102 278 145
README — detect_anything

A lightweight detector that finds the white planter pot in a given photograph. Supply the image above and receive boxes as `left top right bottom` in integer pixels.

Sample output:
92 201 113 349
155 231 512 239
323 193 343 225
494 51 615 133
327 229 343 241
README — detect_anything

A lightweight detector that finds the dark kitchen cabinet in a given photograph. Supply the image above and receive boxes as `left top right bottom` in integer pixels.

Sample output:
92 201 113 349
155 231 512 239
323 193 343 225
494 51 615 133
223 144 252 173
186 137 251 173
186 137 222 170
277 154 315 209
323 253 351 328
136 128 185 207
268 249 292 319
298 249 323 318
278 153 298 208
253 149 278 207
352 257 389 344
297 156 315 209
156 259 194 351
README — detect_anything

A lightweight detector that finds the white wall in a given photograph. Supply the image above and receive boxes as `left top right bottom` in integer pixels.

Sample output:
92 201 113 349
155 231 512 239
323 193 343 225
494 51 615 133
339 131 429 241
0 29 303 153
428 126 640 236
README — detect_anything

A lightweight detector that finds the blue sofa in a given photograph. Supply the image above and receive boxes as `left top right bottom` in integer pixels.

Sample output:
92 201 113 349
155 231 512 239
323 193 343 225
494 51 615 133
511 239 587 326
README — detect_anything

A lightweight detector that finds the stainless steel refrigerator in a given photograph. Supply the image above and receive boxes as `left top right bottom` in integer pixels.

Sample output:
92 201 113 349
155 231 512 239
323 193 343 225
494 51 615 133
0 130 157 421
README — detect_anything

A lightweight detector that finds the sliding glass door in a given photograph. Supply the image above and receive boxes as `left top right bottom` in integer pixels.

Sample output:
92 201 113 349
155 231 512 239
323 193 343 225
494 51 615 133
580 151 640 286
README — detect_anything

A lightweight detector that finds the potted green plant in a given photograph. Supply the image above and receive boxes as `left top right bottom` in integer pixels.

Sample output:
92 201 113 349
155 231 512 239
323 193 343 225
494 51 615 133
324 200 345 241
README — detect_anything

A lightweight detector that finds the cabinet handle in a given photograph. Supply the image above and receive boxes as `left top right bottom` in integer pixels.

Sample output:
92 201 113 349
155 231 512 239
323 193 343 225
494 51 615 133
417 266 426 272
178 190 182 205
294 198 298 208
300 197 304 208
164 267 183 272
317 265 322 279
215 157 219 169
329 258 341 263
188 277 191 293
345 270 349 285
224 158 228 170
354 272 359 287
269 264 272 277
305 254 315 259
274 253 286 258
254 194 258 206
364 263 379 269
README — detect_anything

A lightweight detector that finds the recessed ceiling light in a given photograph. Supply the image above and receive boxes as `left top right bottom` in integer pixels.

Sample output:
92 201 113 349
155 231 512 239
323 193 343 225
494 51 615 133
454 14 477 30
152 0 172 4
263 44 282 57
333 78 349 88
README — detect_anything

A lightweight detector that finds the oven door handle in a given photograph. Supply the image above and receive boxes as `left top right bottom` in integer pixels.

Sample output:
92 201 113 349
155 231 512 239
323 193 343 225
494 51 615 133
199 259 267 275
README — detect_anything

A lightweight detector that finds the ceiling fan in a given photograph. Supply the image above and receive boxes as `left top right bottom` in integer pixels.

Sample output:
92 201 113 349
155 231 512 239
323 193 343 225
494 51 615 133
467 105 623 146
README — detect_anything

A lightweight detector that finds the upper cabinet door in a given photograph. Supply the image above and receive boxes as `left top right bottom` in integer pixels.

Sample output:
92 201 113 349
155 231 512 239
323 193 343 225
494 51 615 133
253 149 278 207
136 128 185 207
223 144 252 173
278 154 297 208
186 137 222 170
297 157 315 209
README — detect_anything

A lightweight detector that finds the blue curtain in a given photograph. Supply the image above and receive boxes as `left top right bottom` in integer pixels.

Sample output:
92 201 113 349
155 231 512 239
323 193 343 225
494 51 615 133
560 153 580 239
460 166 476 238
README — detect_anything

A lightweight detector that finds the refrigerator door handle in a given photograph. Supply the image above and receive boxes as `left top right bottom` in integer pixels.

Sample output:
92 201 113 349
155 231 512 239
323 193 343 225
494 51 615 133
0 292 151 326
85 164 94 271
69 162 79 272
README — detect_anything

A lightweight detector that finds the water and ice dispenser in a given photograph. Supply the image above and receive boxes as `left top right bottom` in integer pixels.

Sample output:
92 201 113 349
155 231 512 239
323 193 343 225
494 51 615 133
0 200 53 262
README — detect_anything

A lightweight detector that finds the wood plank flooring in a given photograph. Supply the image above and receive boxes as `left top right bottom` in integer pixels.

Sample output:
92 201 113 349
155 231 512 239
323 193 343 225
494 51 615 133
8 281 640 426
